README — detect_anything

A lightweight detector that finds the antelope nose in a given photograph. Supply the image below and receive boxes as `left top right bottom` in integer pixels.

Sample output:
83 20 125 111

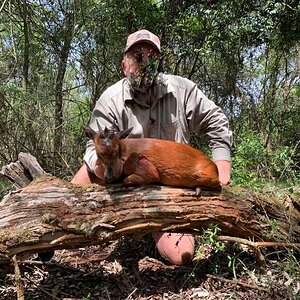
105 176 114 183
104 168 115 183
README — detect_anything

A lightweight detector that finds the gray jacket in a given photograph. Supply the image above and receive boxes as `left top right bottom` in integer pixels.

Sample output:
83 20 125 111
84 73 233 172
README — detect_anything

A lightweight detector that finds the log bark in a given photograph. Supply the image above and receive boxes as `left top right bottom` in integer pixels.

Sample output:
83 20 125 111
0 153 299 271
0 152 51 188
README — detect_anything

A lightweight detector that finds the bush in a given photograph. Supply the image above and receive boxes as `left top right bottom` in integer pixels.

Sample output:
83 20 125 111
232 131 299 187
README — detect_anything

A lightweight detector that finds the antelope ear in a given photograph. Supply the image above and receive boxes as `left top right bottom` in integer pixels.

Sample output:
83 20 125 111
83 127 97 140
96 120 102 132
116 127 133 140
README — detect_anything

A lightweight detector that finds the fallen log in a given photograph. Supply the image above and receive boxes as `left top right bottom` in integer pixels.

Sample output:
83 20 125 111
0 153 299 271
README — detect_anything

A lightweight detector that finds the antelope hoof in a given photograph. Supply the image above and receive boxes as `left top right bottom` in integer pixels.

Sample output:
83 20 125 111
195 187 202 196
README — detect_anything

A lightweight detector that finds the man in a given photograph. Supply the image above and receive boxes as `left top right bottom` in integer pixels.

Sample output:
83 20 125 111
72 29 232 265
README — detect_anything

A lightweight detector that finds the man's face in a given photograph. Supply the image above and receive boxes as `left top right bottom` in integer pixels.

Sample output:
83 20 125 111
122 43 160 92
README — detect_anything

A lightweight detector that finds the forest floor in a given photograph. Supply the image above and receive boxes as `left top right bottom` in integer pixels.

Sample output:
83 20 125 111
0 234 299 300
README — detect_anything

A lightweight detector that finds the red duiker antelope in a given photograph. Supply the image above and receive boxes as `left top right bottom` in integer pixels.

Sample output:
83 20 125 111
84 126 221 193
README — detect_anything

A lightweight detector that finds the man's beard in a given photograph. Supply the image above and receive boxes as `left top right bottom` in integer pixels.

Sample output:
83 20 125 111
127 59 160 92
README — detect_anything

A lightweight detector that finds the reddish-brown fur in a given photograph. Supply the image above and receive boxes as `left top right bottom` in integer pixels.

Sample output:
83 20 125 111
84 127 221 191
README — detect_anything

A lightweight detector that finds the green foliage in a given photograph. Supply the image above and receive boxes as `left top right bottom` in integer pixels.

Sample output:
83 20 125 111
82 294 91 300
232 132 268 187
195 226 255 277
280 250 300 281
195 226 225 274
200 225 225 253
232 131 299 187
227 252 250 280
260 250 300 298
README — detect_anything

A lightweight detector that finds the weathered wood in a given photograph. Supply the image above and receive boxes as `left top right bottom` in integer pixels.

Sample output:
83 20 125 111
0 152 51 188
0 153 299 271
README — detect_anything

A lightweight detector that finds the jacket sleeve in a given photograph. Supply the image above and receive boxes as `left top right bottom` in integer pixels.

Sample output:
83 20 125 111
185 83 233 161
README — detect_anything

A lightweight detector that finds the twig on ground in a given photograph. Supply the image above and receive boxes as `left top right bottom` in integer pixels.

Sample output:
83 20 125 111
206 274 269 292
217 235 300 271
125 288 138 299
217 236 300 249
12 255 24 300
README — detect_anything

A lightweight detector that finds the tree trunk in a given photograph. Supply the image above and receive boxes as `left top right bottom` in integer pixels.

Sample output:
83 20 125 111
20 0 30 90
0 153 299 271
53 8 75 171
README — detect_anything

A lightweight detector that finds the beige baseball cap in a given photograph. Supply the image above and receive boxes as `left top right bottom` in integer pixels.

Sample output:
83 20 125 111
125 29 161 53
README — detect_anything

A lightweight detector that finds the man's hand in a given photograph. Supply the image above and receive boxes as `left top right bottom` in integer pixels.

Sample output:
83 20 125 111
215 160 231 185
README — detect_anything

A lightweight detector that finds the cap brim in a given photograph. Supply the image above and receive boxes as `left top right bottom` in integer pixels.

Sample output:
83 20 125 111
125 40 161 53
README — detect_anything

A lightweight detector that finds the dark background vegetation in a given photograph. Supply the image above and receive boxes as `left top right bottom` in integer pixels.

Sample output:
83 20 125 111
0 0 299 189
